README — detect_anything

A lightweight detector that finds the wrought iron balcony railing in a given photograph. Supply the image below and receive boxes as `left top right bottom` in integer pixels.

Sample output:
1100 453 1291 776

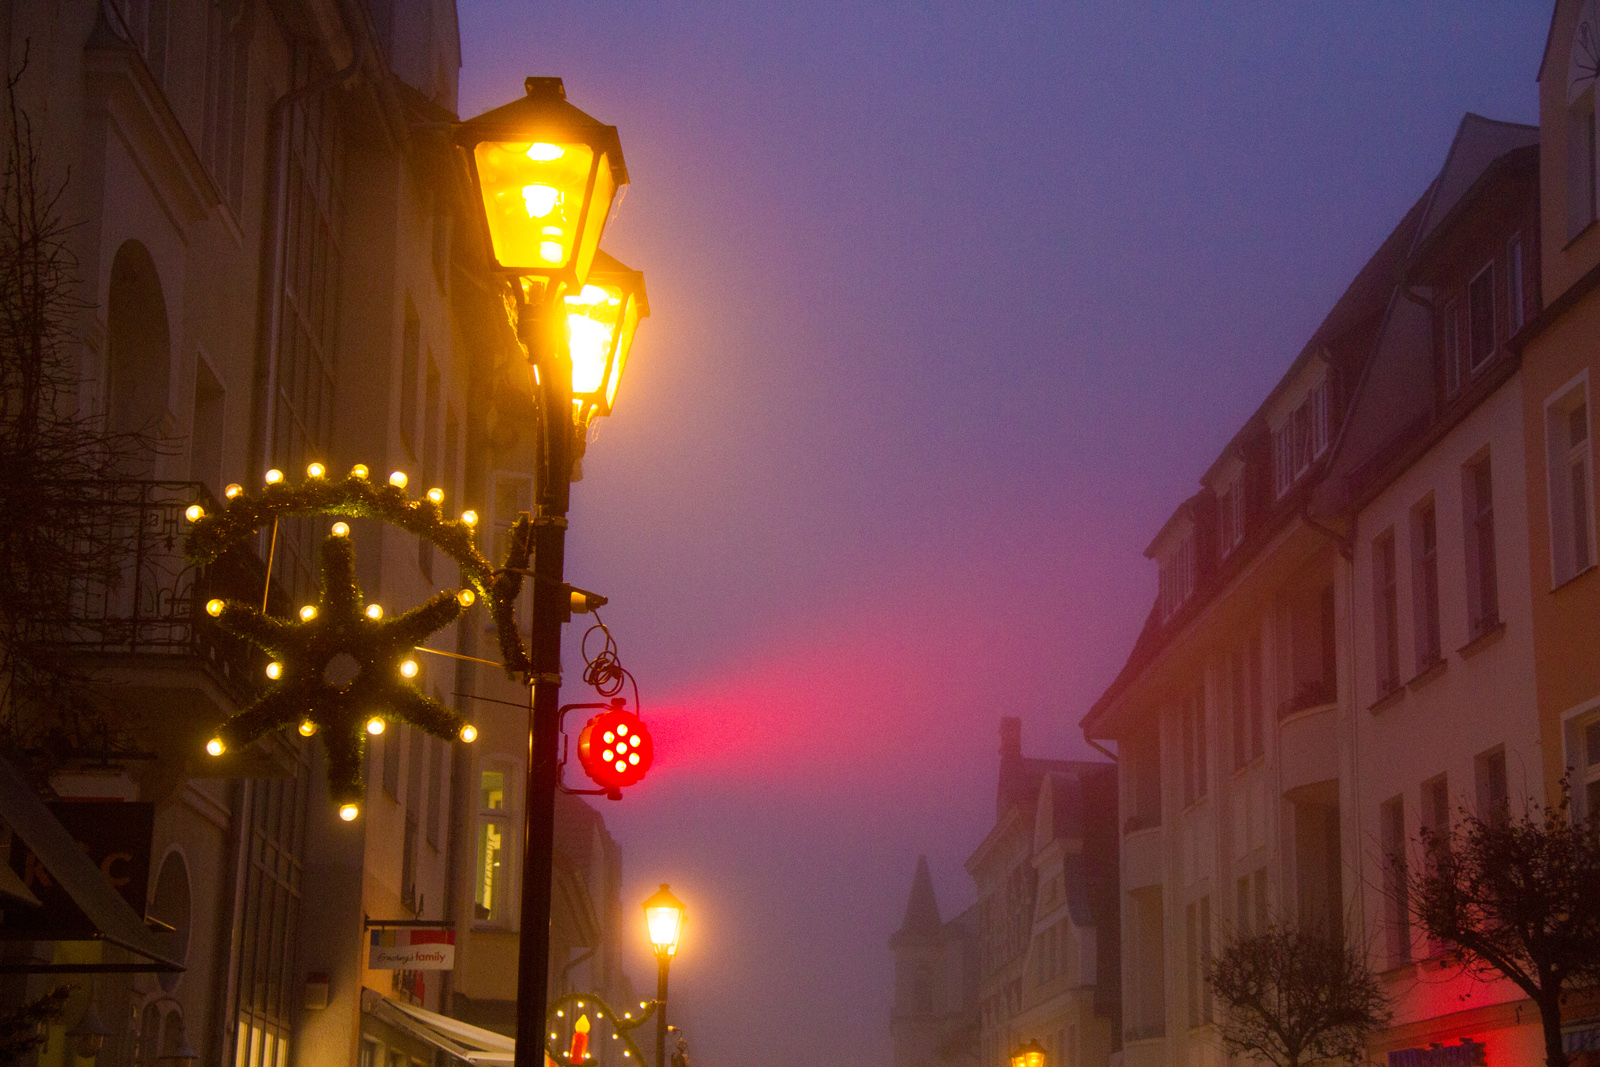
41 480 279 703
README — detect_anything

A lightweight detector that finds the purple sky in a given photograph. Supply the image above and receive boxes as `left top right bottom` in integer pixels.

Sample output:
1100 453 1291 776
457 5 1549 1065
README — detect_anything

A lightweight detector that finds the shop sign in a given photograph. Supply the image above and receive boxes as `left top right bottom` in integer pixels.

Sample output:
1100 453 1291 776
1388 1039 1487 1067
2 801 152 940
367 925 455 970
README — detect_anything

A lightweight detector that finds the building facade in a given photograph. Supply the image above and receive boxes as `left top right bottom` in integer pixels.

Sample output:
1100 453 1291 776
0 4 636 1067
1081 112 1553 1066
892 720 1118 1067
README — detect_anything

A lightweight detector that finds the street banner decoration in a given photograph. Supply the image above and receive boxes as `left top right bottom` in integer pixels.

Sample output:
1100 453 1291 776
368 925 456 970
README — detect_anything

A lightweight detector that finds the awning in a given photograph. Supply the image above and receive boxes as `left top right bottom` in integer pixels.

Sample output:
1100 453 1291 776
362 988 518 1065
0 754 181 972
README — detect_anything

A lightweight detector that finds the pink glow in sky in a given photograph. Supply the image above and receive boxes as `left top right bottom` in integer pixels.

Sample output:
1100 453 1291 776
457 4 1551 1065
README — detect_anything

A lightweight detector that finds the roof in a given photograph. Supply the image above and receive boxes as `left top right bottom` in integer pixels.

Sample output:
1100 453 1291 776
893 855 942 941
1410 115 1538 257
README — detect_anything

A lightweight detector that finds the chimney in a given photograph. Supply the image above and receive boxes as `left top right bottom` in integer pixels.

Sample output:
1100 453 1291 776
997 717 1026 819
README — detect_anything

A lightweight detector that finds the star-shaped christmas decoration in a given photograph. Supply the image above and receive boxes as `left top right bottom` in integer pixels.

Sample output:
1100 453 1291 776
203 529 476 817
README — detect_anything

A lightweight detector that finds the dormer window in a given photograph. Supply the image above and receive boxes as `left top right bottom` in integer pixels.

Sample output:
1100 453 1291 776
1272 378 1329 498
1159 532 1196 622
1218 473 1244 556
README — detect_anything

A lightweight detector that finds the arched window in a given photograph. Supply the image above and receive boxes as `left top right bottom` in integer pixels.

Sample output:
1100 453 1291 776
106 240 172 470
1569 0 1600 237
149 851 191 993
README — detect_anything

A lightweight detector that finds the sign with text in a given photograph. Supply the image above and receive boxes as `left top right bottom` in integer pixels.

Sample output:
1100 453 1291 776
367 926 455 970
2 801 152 940
1388 1039 1487 1067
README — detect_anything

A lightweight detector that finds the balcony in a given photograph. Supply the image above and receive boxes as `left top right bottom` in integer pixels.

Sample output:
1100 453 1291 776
39 481 278 708
1279 676 1337 721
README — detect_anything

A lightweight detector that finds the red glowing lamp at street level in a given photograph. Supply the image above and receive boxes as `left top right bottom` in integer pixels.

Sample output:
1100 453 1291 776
576 705 653 792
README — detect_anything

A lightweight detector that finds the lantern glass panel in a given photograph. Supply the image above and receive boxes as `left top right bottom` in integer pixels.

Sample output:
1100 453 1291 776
645 903 685 954
573 155 616 285
607 296 641 409
473 139 598 272
565 282 624 396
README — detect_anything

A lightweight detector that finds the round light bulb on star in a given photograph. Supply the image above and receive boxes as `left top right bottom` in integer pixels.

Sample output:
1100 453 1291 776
339 803 359 821
427 488 443 504
206 738 225 757
265 662 282 680
389 471 408 489
460 724 478 743
366 717 385 736
298 719 317 737
186 505 205 522
264 469 283 484
299 605 317 621
399 659 419 679
206 599 224 617
306 461 325 478
224 483 243 499
461 509 478 526
331 521 349 537
457 589 476 607
350 463 369 480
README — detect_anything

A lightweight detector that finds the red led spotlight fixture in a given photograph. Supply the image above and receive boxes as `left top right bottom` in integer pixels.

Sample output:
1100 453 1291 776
576 706 653 792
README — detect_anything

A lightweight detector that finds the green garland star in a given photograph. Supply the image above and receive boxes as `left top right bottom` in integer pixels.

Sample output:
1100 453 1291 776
184 468 538 814
206 532 466 808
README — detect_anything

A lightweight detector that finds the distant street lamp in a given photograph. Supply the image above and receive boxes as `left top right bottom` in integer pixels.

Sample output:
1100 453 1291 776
1010 1039 1047 1067
643 884 687 1067
457 77 645 1067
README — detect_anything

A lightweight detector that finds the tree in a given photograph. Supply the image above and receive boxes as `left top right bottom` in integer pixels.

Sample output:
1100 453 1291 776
0 51 161 772
1207 923 1390 1067
1405 783 1600 1067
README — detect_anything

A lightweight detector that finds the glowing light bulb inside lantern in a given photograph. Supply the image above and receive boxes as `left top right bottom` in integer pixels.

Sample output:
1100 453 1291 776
366 717 385 736
299 605 317 621
206 738 225 757
460 724 478 743
366 604 383 620
461 510 478 526
568 1016 591 1063
350 464 369 480
526 142 563 161
389 471 408 489
521 184 559 219
298 719 316 737
427 488 443 504
224 483 242 499
265 662 282 680
206 599 224 617
539 241 563 264
185 504 204 522
306 462 325 478
331 522 350 537
339 803 359 821
265 469 283 484
457 589 476 607
399 659 419 679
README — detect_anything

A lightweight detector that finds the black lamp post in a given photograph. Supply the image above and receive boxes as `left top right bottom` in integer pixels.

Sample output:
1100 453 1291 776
457 77 645 1067
642 884 687 1067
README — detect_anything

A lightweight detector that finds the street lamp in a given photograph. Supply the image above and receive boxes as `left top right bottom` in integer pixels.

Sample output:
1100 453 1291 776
1010 1039 1046 1067
643 885 686 1067
457 78 638 1067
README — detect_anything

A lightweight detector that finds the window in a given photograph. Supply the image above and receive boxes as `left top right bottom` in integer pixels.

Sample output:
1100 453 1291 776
1508 235 1525 333
401 810 418 911
491 473 535 629
382 728 400 799
1578 716 1600 822
1467 263 1496 372
1230 648 1248 771
1443 299 1462 397
1248 635 1264 759
426 735 444 849
112 0 170 89
1547 381 1594 585
1181 686 1207 806
400 300 420 458
1422 774 1450 842
1411 498 1442 669
1569 86 1598 240
1126 725 1161 832
418 355 441 579
1463 454 1499 638
1158 532 1196 621
1236 875 1251 936
1272 379 1330 497
1218 474 1244 555
1475 745 1508 827
1129 888 1166 1038
1380 795 1409 964
475 767 511 924
1373 530 1400 696
202 0 250 215
190 357 225 495
1186 897 1212 1027
1253 868 1267 931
